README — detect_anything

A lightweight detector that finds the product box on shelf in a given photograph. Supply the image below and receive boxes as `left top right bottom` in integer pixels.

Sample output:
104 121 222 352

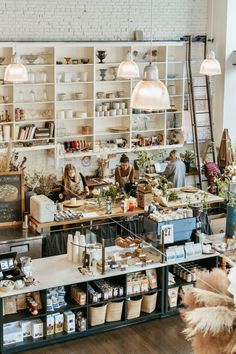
31 319 44 339
21 320 31 338
71 285 86 305
3 322 23 346
54 313 64 333
46 315 55 336
64 311 76 333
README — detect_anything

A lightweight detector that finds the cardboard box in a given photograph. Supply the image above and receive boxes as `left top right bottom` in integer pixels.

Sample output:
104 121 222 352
46 315 54 336
209 214 226 234
137 191 153 208
137 183 152 193
54 313 64 333
31 319 43 339
3 322 23 346
21 320 31 338
64 311 75 333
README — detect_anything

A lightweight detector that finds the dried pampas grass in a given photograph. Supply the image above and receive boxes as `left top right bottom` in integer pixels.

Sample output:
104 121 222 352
192 288 234 308
182 268 236 354
196 268 231 295
183 306 235 338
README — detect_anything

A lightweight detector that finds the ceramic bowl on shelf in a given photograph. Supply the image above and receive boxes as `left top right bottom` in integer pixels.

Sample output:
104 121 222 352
57 93 66 101
22 54 39 64
81 58 90 64
0 57 5 65
96 92 105 99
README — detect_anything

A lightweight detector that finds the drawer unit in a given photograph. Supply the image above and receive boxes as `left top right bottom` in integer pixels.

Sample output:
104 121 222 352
0 238 42 259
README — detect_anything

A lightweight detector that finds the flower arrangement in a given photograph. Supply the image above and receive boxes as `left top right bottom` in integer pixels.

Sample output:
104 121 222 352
103 183 120 202
150 176 173 197
92 188 102 207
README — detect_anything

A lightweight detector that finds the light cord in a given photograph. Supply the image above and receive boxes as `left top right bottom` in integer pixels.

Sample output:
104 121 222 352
210 0 213 50
150 0 153 63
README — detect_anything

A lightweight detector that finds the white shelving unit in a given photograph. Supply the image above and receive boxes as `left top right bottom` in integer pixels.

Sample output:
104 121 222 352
0 41 187 159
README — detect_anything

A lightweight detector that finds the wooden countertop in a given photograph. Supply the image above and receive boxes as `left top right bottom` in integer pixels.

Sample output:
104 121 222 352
30 205 144 229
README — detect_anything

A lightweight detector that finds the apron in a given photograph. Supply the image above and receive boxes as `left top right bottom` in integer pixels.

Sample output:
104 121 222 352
65 173 84 199
118 166 132 188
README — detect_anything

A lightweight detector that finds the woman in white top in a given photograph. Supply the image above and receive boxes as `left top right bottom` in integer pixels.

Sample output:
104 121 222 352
115 154 135 191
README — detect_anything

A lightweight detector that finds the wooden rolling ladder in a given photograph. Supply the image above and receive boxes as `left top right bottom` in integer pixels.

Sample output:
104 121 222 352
183 35 216 190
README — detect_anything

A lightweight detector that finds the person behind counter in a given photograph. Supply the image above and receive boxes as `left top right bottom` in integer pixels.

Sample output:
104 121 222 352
115 154 135 192
164 150 186 188
59 163 89 201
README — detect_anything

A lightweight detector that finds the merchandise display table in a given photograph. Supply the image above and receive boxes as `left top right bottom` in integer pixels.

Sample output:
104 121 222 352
157 188 224 208
0 251 219 354
30 206 144 231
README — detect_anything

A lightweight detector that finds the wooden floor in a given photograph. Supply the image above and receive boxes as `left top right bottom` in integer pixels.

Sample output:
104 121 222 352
22 316 192 354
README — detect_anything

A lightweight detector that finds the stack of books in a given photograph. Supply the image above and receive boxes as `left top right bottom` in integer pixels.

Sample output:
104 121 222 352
17 122 54 140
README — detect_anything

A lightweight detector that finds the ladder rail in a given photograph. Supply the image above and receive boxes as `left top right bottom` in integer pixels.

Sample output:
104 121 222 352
186 35 203 189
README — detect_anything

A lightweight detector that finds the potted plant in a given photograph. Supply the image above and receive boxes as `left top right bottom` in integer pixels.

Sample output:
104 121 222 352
181 150 195 173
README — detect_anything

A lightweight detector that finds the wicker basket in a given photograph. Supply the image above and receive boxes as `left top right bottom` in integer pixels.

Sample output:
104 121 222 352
88 303 107 326
106 300 124 322
127 297 142 320
141 292 157 314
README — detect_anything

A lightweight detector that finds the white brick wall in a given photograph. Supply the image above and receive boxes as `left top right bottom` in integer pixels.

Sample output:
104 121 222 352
0 0 208 41
2 0 208 176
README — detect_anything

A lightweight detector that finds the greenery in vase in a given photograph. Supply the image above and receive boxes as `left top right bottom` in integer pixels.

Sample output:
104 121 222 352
92 188 103 207
181 150 195 164
103 183 120 202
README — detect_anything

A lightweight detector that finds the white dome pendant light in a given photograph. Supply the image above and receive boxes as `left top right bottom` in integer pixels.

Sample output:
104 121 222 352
130 0 170 110
117 52 139 79
4 0 28 83
117 0 139 79
200 0 221 76
4 54 28 82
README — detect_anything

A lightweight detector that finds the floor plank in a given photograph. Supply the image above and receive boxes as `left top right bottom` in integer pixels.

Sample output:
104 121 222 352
21 316 191 354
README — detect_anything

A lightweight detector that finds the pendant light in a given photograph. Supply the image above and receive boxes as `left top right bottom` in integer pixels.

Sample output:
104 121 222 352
130 0 170 110
117 0 139 79
200 0 221 76
4 0 28 83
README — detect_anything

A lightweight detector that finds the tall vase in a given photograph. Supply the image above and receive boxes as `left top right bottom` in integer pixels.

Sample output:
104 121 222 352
226 203 236 237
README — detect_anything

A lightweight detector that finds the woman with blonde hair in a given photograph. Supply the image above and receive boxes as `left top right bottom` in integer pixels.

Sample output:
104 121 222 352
59 163 89 200
164 149 186 188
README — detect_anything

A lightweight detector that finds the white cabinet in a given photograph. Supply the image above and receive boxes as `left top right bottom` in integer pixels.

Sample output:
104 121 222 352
0 41 187 159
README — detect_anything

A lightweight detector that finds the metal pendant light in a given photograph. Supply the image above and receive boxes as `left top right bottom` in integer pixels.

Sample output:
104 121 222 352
130 0 170 110
200 0 221 76
4 0 28 83
117 0 139 79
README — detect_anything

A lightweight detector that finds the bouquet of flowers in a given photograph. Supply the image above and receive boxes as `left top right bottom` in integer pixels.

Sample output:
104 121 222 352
150 176 172 197
103 183 120 202
92 188 103 207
